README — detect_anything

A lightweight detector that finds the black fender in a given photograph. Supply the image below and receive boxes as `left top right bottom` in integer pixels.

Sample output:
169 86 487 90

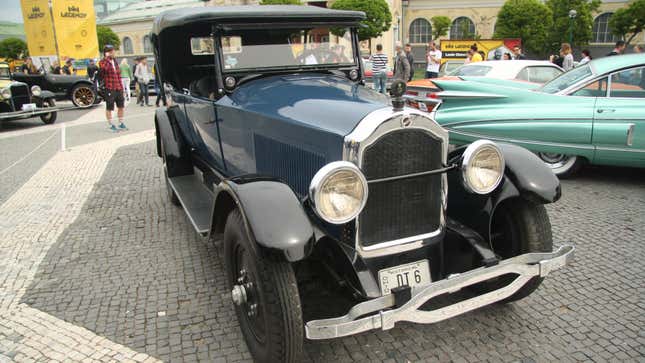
211 177 315 262
33 91 56 106
155 106 192 177
447 142 560 241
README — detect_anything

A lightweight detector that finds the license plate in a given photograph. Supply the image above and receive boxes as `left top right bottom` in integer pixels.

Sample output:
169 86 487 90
378 260 431 295
418 102 428 111
22 103 36 111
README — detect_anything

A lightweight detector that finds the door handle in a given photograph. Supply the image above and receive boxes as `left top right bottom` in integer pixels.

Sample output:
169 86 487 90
597 108 615 113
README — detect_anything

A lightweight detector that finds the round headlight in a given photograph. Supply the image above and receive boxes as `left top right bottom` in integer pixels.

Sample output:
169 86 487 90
309 161 368 224
1 87 11 99
461 140 505 194
31 85 41 96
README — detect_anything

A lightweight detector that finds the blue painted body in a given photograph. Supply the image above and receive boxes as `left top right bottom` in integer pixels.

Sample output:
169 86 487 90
180 73 388 195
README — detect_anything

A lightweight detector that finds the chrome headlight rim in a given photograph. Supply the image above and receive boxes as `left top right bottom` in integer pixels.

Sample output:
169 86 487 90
0 87 10 99
461 139 505 194
31 85 42 97
309 161 369 224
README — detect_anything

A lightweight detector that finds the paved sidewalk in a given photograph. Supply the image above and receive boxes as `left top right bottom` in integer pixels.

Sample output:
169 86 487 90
0 139 644 362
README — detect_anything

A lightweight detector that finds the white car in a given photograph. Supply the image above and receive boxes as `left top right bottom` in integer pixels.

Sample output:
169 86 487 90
448 60 563 84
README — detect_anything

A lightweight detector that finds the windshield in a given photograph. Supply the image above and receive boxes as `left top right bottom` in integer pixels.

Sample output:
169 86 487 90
220 27 356 72
0 67 9 79
449 65 492 77
540 64 593 94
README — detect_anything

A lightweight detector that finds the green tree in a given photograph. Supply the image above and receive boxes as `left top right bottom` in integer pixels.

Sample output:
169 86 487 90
331 0 392 41
259 0 301 4
0 38 28 59
609 0 645 47
546 0 600 49
96 25 120 52
494 0 553 57
431 16 451 40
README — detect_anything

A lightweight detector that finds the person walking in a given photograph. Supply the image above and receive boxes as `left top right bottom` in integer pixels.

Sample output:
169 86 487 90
98 45 126 132
153 64 167 107
425 41 441 79
135 57 152 106
120 59 132 102
393 42 410 82
405 43 414 81
369 44 388 94
579 49 592 65
560 43 574 71
607 40 626 56
133 57 141 105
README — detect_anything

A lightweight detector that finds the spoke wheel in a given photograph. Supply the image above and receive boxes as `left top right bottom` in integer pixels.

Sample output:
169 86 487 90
71 85 96 108
39 98 57 124
537 153 582 178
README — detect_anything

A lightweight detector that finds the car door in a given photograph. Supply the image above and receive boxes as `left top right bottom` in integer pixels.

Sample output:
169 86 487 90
592 66 645 167
184 88 225 172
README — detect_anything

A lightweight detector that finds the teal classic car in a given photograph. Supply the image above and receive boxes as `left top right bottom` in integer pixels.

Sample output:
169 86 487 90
406 54 645 176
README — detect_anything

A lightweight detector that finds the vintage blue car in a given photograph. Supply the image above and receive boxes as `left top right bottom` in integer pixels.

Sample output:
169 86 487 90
152 6 573 362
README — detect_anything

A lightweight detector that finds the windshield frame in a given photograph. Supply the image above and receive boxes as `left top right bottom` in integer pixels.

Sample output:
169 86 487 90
214 23 361 75
538 63 595 95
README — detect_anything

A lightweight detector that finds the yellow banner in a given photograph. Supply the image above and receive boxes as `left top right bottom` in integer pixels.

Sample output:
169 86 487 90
51 0 99 61
20 0 57 57
439 39 522 64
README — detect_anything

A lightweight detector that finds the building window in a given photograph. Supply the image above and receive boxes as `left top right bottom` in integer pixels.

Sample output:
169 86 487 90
450 17 476 40
409 18 432 44
123 37 133 54
592 13 618 43
143 35 153 54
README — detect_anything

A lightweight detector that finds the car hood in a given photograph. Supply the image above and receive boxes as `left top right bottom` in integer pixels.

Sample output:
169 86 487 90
227 73 389 137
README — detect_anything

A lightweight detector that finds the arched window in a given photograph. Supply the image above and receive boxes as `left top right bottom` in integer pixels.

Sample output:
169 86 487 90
409 18 432 44
592 13 618 43
450 17 475 40
143 35 153 53
122 37 133 54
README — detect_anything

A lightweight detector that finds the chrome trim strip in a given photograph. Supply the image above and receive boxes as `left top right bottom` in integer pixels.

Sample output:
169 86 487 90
344 107 449 258
448 129 596 151
305 245 574 339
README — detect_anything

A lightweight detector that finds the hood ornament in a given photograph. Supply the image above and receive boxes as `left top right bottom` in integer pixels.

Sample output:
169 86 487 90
389 80 407 112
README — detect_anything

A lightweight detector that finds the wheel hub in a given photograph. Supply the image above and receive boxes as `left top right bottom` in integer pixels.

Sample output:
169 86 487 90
231 268 258 316
231 284 247 305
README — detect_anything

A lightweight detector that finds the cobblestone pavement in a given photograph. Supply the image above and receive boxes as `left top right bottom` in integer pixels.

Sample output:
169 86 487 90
1 139 644 362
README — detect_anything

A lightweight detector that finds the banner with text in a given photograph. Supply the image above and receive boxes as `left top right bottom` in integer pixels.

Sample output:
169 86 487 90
440 39 522 63
20 0 57 58
51 0 99 66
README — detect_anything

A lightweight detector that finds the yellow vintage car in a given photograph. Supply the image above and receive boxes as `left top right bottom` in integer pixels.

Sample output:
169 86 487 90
0 62 57 124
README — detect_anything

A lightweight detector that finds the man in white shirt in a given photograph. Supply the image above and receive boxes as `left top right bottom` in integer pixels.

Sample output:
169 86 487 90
426 41 441 79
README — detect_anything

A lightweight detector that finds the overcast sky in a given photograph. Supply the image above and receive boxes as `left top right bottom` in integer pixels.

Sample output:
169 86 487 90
1 0 25 24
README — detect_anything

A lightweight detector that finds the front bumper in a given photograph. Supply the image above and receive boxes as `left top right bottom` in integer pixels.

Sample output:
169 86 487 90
0 106 58 121
305 245 574 339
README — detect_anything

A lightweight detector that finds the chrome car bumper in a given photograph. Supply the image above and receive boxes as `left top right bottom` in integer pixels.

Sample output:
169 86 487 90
305 245 574 339
0 107 58 120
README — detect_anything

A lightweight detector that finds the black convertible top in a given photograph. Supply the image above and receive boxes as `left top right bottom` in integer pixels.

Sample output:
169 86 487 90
152 5 366 35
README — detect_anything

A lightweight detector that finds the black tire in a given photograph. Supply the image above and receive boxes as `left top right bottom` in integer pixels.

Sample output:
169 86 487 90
537 153 583 178
71 84 96 108
476 199 553 303
39 98 57 124
223 209 303 363
160 140 181 206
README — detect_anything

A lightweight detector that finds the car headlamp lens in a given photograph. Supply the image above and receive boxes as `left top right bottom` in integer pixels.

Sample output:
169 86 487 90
1 87 10 99
309 161 368 224
462 140 505 194
31 85 41 96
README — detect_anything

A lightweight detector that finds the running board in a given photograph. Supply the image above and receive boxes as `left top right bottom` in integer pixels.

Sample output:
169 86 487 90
167 174 213 236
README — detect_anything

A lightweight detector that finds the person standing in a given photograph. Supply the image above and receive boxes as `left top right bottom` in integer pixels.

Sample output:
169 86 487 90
607 40 626 56
135 57 152 106
470 44 483 62
425 41 441 79
560 43 574 71
133 57 141 105
634 45 643 54
86 59 99 88
579 49 592 65
98 45 126 132
120 59 132 102
153 64 167 107
502 53 512 60
512 46 526 60
404 43 414 81
393 42 410 82
369 44 388 94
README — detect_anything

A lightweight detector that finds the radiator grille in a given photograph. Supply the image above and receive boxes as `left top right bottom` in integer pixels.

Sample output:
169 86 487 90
254 134 325 196
359 129 443 246
10 84 30 111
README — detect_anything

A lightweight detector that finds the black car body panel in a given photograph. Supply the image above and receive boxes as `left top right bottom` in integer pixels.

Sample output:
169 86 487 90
11 72 93 99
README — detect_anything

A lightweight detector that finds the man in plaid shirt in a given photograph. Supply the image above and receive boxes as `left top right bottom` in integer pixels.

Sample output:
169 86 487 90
99 44 126 132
